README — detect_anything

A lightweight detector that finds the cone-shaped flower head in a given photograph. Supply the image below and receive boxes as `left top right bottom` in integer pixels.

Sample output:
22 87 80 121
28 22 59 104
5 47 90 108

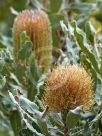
44 65 94 112
13 10 52 71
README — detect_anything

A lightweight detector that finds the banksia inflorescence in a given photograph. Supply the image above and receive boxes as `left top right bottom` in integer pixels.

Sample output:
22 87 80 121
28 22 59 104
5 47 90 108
13 10 52 71
44 65 94 112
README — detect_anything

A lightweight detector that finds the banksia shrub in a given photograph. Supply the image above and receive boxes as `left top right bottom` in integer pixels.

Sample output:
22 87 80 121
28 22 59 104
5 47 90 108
13 10 52 71
44 65 94 112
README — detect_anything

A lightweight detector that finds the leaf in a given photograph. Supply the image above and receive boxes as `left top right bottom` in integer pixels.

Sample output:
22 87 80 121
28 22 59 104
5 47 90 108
30 60 39 82
37 74 46 99
66 110 81 129
49 14 64 30
0 111 13 136
0 34 12 48
27 79 37 101
80 53 97 90
82 112 95 121
0 94 13 116
8 91 17 105
17 31 33 62
15 64 26 83
52 30 60 48
18 41 32 61
37 118 51 136
50 0 62 13
19 128 33 136
9 110 22 136
49 14 64 48
10 7 19 16
92 11 102 23
85 21 96 43
20 31 30 46
0 75 6 89
49 113 64 129
9 92 44 135
27 57 44 100
19 96 39 115
60 21 68 33
100 54 102 78
10 73 21 85
99 119 102 132
72 2 95 14
23 118 44 136
30 0 43 9
71 21 100 74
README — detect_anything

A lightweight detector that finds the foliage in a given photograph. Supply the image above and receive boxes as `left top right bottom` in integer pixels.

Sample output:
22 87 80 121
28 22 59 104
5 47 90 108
1 0 102 136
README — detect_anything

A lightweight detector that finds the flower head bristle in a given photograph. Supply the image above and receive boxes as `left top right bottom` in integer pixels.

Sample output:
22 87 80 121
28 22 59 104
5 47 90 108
13 10 52 71
44 65 94 112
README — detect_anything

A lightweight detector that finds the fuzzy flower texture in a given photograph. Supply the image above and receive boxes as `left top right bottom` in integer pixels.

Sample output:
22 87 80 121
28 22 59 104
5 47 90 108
13 10 52 71
44 65 94 112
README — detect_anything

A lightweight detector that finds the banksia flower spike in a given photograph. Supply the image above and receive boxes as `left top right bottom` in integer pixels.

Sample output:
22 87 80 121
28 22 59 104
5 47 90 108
44 65 94 112
13 10 52 71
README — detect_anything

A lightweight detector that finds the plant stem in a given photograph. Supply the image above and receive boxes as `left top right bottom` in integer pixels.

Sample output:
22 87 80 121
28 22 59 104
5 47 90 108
64 124 69 136
61 110 70 136
67 0 75 21
41 106 49 119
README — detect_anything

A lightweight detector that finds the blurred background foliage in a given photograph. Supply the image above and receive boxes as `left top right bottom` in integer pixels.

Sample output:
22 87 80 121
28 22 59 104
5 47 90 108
1 0 102 136
0 0 102 40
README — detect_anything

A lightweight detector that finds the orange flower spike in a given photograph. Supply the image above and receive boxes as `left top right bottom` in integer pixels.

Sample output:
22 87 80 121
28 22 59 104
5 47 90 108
44 65 94 112
13 10 52 71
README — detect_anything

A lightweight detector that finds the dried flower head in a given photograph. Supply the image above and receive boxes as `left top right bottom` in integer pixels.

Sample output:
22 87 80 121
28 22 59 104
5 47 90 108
13 10 52 71
44 65 94 112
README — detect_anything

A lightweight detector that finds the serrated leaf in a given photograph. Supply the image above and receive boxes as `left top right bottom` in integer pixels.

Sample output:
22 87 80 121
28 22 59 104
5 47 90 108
15 64 26 83
19 96 39 114
71 21 100 74
27 79 37 101
23 118 44 136
18 41 32 61
20 31 30 46
80 53 97 90
30 60 39 82
85 21 96 43
8 91 17 104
